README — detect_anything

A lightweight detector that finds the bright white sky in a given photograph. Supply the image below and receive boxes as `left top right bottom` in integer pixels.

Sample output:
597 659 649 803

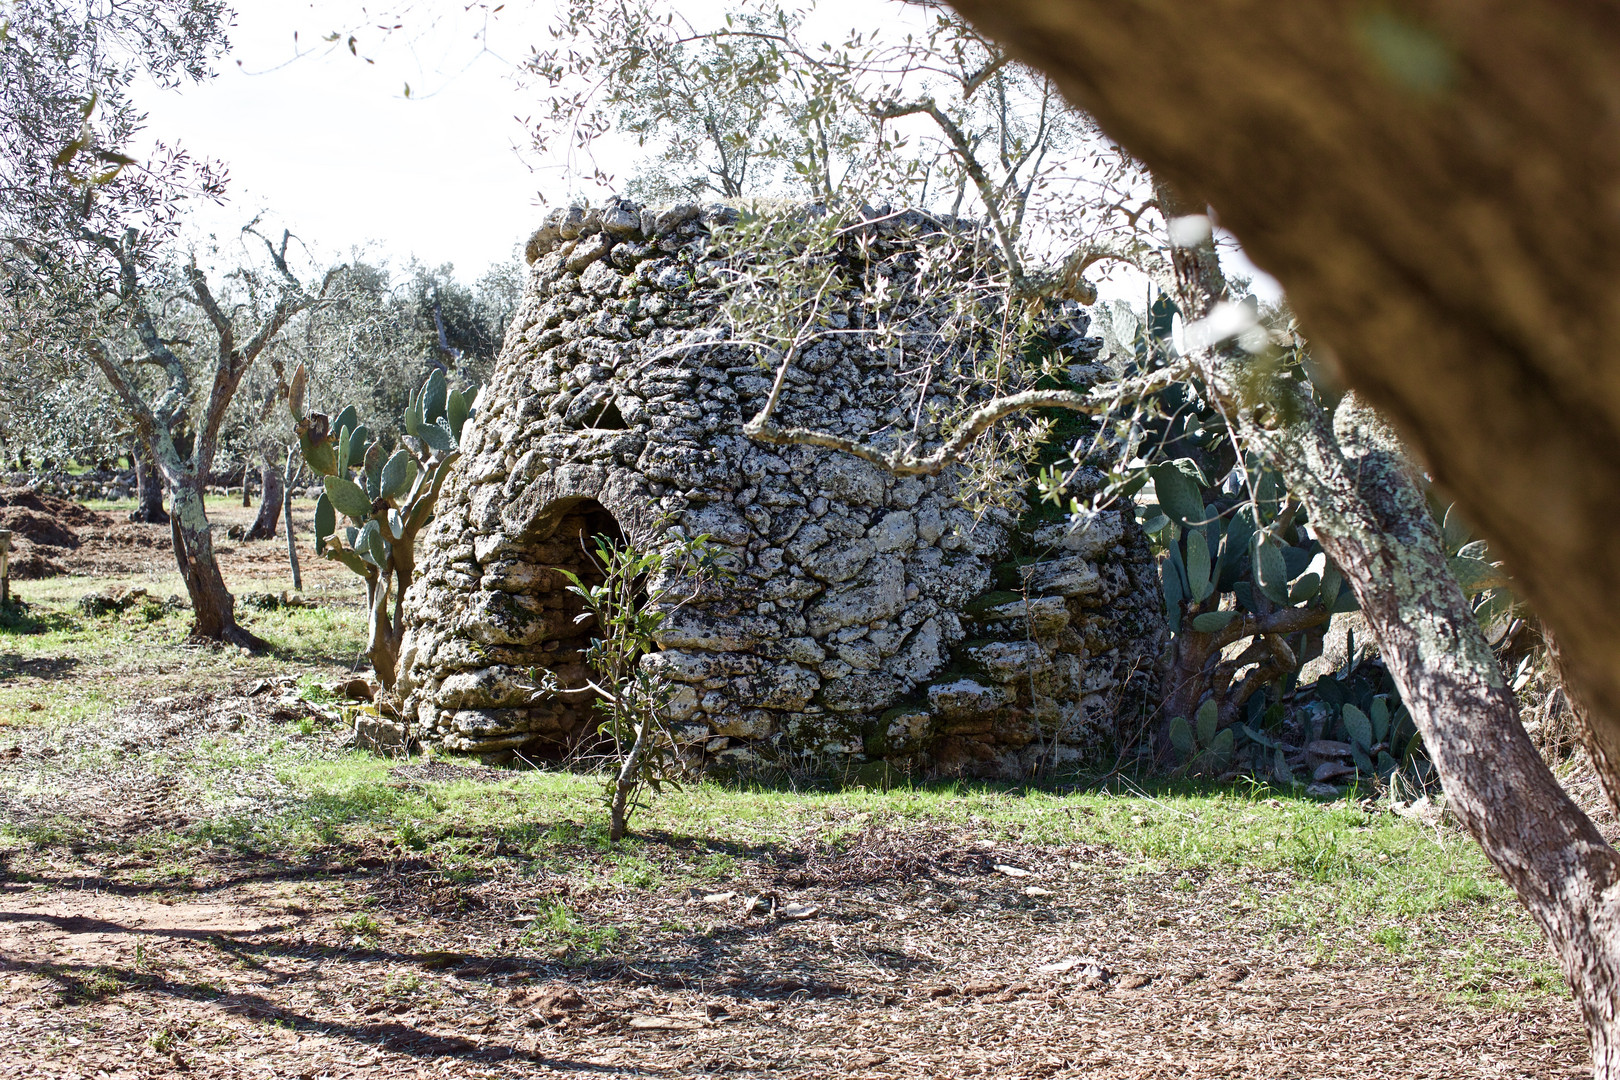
140 0 555 276
139 0 1280 302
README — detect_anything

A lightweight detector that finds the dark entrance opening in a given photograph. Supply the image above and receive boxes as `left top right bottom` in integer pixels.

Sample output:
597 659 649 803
524 498 625 755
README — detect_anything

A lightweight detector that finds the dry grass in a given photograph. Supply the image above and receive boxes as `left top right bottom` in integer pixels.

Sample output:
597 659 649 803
0 523 1595 1078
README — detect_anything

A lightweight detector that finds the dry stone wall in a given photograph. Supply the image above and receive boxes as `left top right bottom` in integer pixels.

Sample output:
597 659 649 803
396 199 1165 778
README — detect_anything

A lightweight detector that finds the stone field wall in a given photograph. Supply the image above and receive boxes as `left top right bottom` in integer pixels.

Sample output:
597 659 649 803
396 200 1165 778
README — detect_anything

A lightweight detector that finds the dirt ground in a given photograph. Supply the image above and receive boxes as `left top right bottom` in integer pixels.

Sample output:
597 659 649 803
0 840 1586 1080
0 487 348 589
0 498 1596 1079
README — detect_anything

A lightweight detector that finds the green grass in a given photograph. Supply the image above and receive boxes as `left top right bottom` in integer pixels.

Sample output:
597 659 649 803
160 751 1523 943
0 590 365 732
516 900 623 957
0 573 1566 1008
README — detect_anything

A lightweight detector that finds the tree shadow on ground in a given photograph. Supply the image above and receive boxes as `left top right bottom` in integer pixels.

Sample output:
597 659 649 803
0 653 81 681
0 953 663 1074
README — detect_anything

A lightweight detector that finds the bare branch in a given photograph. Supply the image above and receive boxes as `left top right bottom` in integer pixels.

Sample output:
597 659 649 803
873 97 1026 287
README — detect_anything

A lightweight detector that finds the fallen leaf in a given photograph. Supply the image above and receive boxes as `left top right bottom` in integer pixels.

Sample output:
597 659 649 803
994 863 1031 878
778 904 820 920
1035 958 1084 974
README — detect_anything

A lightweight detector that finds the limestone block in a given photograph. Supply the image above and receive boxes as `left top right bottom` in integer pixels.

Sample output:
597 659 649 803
601 203 641 237
1032 510 1127 560
818 671 904 714
872 706 934 755
1022 555 1104 598
665 684 701 721
969 594 1071 636
835 638 882 672
579 259 620 296
712 708 776 740
730 662 820 711
753 636 825 665
782 711 864 755
880 617 947 685
458 589 549 646
654 611 778 651
799 537 875 583
682 502 750 546
435 666 541 710
566 232 612 273
442 730 533 754
643 648 761 683
868 510 917 553
815 455 886 506
804 556 905 636
927 678 1009 721
785 522 830 564
915 501 946 544
449 708 534 737
965 640 1048 684
480 560 571 593
644 203 699 236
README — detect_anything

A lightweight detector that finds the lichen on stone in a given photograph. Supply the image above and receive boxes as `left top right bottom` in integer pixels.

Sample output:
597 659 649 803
397 198 1165 777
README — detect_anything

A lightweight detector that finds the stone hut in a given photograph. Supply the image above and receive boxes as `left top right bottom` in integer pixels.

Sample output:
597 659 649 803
396 200 1164 778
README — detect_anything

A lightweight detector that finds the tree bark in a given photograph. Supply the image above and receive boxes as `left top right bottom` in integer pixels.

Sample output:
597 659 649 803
168 473 264 651
1253 387 1620 1074
244 450 283 541
128 447 168 524
941 0 1620 815
282 446 301 592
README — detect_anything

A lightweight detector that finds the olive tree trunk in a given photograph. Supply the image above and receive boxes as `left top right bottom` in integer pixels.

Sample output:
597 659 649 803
166 470 262 649
244 449 283 541
128 446 168 524
1258 387 1620 1074
942 0 1620 828
282 446 301 592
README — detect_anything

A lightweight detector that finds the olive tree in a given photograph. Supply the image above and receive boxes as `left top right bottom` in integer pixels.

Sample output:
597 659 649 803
0 0 345 647
918 2 1620 1073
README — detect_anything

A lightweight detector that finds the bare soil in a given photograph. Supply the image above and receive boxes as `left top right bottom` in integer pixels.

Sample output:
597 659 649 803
0 489 348 588
0 824 1586 1080
0 498 1594 1078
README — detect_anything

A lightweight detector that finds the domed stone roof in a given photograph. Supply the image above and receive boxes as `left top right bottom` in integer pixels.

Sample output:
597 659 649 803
397 199 1164 778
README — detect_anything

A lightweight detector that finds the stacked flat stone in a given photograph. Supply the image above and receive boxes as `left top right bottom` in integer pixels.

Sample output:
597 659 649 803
395 198 1165 778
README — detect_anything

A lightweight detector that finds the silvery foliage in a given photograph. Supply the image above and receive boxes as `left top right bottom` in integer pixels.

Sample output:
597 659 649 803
526 0 1177 515
0 0 231 465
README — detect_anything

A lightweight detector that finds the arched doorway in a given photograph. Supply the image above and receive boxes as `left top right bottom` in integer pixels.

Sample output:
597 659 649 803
524 497 626 753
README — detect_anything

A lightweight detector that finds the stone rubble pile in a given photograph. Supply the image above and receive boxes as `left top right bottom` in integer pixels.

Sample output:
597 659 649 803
396 199 1164 778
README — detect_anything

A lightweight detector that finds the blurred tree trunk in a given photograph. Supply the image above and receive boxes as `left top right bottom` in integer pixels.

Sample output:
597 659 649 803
943 0 1620 816
244 449 282 541
128 447 168 524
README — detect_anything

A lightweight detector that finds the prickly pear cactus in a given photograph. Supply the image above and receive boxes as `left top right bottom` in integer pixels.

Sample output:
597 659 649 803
288 363 473 692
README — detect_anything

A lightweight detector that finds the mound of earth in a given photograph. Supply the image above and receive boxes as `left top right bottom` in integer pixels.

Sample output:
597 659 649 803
0 487 96 579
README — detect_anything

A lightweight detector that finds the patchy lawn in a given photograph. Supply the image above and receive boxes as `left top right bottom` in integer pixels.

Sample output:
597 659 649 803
0 543 1590 1079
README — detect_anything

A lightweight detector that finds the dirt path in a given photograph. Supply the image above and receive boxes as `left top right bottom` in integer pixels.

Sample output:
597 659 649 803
0 820 1587 1080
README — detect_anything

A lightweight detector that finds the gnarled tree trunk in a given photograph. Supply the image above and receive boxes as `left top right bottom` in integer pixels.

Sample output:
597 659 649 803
128 446 168 524
244 449 283 541
166 470 263 650
1258 390 1620 1074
